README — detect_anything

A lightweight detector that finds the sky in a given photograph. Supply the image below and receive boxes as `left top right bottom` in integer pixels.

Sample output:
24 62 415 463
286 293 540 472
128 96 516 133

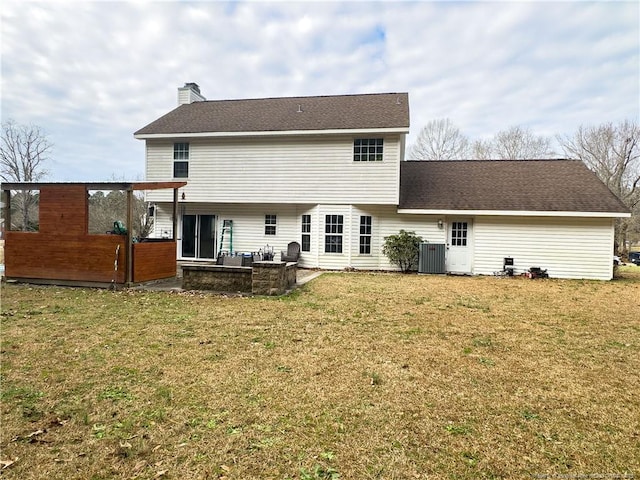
1 0 638 182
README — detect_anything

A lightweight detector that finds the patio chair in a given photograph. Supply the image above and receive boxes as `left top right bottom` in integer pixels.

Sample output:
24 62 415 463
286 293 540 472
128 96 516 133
281 241 301 263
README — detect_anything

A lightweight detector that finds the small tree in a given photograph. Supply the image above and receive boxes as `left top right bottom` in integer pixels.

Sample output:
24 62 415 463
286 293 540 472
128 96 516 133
382 230 423 273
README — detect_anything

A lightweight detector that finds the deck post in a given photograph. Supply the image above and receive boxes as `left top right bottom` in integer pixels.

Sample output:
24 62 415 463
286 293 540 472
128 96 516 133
3 190 11 233
126 188 134 285
172 188 179 241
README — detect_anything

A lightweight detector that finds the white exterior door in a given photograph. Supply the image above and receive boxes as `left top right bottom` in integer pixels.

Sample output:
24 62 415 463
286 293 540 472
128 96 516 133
446 219 472 273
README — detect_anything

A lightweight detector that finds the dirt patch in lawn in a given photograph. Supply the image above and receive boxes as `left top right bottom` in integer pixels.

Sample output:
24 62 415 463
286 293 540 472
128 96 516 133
1 272 638 479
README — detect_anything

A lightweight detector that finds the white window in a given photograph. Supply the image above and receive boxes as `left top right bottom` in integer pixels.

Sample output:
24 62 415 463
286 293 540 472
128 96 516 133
359 215 372 254
173 143 189 178
301 214 311 252
265 214 277 235
354 138 383 162
324 215 343 253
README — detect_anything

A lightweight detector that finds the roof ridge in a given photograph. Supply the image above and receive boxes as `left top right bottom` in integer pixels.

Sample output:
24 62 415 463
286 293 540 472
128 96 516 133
193 92 409 104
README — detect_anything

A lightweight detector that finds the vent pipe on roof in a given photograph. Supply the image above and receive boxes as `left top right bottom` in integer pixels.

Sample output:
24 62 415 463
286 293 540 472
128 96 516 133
178 82 206 106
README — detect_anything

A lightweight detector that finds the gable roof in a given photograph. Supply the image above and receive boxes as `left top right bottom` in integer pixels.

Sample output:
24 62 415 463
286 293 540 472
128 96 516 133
135 92 410 137
399 160 629 215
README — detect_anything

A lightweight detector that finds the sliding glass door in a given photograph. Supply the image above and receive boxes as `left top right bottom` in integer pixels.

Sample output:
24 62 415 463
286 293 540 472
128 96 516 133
181 214 216 259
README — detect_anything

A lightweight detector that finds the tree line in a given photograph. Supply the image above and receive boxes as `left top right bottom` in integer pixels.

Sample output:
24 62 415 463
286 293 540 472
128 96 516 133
408 118 640 253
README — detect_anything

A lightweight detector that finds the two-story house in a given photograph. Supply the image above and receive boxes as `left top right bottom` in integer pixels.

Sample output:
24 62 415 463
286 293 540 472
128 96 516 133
135 83 629 280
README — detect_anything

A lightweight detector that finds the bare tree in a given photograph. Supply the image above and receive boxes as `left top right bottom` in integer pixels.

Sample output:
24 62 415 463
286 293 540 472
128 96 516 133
558 120 640 253
408 118 470 160
470 138 493 161
1 120 52 231
472 125 555 160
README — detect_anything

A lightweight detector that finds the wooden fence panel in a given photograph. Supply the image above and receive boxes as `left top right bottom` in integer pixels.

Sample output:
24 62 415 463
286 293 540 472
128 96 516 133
5 232 126 283
132 241 177 283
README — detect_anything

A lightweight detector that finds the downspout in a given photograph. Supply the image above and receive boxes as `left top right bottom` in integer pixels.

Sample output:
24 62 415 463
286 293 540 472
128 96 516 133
347 205 353 267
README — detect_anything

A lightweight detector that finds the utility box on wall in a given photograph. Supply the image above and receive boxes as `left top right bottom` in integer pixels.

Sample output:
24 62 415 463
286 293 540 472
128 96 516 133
419 243 446 274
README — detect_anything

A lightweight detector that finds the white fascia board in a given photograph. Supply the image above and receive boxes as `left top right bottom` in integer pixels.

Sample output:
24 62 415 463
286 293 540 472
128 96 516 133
396 208 631 218
134 127 409 140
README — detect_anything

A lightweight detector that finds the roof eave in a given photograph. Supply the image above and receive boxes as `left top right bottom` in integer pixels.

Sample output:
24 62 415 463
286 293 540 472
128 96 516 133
134 127 410 140
1 181 187 191
396 208 631 218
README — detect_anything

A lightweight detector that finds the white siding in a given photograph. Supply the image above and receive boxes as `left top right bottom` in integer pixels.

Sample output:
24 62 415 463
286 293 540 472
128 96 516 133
174 203 299 259
145 135 401 205
153 204 175 239
472 216 615 280
153 203 443 270
340 206 445 270
152 204 616 280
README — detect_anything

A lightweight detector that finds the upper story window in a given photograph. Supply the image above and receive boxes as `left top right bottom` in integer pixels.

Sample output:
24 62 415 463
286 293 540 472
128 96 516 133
354 138 383 162
265 214 277 235
174 142 189 159
301 214 311 252
173 142 189 178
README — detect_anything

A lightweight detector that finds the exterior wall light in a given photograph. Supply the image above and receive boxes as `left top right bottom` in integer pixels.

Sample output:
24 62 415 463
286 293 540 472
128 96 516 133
438 219 444 229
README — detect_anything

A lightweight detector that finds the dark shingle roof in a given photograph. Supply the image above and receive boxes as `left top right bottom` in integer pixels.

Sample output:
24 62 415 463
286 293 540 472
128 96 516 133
135 92 410 136
399 160 629 213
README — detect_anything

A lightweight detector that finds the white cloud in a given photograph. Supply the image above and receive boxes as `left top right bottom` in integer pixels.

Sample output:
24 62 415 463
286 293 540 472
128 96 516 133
1 0 638 180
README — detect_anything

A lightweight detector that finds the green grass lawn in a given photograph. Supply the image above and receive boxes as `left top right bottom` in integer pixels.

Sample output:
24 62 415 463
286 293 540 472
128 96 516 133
1 270 639 479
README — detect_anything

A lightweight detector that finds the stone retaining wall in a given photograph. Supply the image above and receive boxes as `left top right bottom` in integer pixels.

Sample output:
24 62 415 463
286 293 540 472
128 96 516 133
181 261 297 295
182 264 252 292
252 261 297 295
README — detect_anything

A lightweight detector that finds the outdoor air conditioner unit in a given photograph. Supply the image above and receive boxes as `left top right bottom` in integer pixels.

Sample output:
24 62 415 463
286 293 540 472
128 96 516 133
419 243 446 274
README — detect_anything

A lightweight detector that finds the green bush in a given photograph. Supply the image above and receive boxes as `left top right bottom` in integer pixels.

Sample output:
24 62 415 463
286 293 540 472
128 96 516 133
382 230 423 273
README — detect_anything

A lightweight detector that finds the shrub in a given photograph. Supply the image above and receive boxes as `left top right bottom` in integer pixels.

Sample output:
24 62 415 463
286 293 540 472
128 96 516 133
382 230 423 273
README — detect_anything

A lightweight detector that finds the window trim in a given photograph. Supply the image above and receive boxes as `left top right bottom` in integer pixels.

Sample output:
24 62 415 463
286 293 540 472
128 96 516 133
301 214 311 252
353 138 384 162
265 214 277 235
324 214 343 254
173 142 189 159
359 215 372 255
173 161 189 178
173 142 189 178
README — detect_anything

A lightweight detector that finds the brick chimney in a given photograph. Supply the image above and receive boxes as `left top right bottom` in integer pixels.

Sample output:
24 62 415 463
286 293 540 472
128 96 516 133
178 82 206 105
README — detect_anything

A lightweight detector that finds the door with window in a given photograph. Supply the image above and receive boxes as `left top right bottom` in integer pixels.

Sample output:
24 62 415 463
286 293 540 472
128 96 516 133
446 219 472 273
181 214 216 259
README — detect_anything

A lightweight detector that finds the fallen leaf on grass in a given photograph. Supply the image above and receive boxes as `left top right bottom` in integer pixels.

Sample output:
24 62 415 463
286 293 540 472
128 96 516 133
154 469 168 478
12 429 48 443
0 459 16 470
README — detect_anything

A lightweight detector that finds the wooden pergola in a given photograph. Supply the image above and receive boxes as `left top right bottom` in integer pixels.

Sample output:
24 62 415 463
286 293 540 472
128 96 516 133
2 181 186 287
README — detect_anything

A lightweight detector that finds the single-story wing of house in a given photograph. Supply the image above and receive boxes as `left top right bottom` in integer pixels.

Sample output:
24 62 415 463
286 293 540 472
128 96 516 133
135 83 630 280
399 159 629 279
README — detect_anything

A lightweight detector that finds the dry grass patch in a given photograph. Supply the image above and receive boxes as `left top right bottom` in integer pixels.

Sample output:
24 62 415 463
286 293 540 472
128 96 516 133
1 271 639 479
